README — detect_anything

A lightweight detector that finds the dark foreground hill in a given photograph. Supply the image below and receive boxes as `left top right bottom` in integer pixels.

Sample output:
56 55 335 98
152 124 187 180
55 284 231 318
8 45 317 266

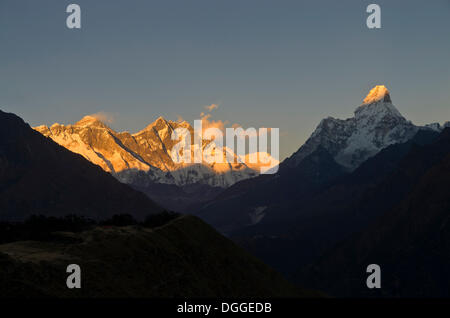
0 110 162 221
0 215 309 298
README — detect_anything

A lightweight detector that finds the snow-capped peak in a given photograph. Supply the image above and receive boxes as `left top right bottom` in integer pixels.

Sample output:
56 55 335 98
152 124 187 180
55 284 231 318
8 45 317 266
424 122 442 132
76 115 100 124
74 115 110 129
362 85 392 104
135 116 171 135
153 116 169 126
424 122 450 132
287 85 419 170
355 86 403 121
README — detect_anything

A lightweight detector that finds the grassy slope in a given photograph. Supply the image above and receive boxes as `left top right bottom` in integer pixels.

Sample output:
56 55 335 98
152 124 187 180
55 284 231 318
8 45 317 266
0 215 313 298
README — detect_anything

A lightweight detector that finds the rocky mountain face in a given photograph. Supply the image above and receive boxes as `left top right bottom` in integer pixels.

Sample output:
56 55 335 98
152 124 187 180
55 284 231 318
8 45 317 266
35 116 261 211
0 110 162 221
35 116 258 188
286 85 445 170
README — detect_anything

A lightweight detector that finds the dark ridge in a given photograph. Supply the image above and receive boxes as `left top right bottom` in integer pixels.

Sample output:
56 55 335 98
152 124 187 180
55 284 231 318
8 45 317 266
0 109 162 221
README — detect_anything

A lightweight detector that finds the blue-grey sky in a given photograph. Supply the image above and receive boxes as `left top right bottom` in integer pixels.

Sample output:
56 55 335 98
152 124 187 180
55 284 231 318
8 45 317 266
1 0 449 159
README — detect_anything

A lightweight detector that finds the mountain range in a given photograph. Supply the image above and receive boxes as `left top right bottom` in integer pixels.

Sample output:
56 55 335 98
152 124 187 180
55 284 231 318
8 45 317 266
33 85 448 215
7 84 450 297
194 85 448 232
0 109 306 298
34 116 261 210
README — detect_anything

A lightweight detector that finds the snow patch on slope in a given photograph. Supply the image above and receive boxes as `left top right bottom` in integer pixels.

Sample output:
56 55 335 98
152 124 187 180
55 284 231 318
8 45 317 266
288 86 420 170
249 206 267 225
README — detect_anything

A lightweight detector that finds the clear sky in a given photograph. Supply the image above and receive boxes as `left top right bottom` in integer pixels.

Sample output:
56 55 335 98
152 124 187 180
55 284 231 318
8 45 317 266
1 0 449 159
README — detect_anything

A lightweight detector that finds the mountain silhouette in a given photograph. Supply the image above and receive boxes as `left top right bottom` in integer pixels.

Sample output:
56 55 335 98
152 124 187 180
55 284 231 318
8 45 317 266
300 128 450 297
228 129 442 277
0 110 162 221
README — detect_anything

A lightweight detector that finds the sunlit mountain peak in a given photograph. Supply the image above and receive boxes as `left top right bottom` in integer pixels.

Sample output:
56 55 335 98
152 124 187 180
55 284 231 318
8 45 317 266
75 115 102 125
362 85 391 104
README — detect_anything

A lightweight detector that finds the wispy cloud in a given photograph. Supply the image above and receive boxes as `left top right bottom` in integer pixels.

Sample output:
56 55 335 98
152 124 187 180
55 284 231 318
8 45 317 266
204 103 219 112
201 113 229 132
200 103 229 132
89 111 116 124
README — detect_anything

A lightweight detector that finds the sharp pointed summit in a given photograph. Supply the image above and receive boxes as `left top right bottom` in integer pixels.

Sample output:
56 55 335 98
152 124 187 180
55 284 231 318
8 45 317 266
76 114 101 124
355 85 403 121
287 86 419 170
135 116 174 135
148 116 169 128
362 85 392 104
75 114 112 129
